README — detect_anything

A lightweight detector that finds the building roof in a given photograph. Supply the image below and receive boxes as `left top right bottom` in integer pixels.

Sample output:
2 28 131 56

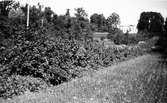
93 32 109 38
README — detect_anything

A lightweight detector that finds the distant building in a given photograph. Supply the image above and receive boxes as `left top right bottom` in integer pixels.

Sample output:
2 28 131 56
119 25 137 33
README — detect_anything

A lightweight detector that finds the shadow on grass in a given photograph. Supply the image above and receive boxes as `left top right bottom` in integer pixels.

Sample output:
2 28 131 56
150 36 167 102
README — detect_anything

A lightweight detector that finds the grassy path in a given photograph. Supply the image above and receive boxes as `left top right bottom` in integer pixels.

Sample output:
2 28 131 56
1 53 167 103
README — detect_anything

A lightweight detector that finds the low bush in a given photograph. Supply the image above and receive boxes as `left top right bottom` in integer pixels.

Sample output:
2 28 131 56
0 74 48 99
108 32 152 45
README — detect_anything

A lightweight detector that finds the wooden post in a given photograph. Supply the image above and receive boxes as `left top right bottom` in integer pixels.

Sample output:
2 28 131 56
26 4 29 29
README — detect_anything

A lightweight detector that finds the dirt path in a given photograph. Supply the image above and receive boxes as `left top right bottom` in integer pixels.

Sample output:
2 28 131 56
1 53 167 103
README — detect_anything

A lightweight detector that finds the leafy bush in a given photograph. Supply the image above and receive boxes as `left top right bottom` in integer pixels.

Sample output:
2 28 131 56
0 28 156 99
1 34 80 82
0 1 158 99
108 31 152 45
0 74 48 99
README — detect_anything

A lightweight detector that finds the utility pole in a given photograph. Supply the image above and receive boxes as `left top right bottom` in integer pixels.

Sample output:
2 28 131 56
26 4 29 29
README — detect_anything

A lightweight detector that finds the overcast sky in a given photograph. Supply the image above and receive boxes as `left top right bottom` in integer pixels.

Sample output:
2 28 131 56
16 0 167 25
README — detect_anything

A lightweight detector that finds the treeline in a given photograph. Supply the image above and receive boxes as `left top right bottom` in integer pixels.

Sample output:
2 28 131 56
0 0 122 41
1 1 167 41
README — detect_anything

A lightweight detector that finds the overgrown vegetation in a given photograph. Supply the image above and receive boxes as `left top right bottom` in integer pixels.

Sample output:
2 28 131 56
0 0 165 99
0 30 157 98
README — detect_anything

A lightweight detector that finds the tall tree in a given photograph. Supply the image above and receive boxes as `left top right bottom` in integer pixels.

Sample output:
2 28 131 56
90 13 106 31
106 12 120 33
137 12 164 33
90 13 99 24
8 7 24 19
65 9 70 17
53 15 66 30
0 0 16 38
44 7 54 23
74 8 88 20
165 18 167 35
0 0 14 16
65 9 72 30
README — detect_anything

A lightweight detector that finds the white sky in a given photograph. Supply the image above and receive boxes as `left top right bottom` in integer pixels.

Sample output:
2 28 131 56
15 0 167 25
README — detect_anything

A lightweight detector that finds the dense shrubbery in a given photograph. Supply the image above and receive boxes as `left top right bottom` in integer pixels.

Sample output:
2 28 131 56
0 0 160 99
0 29 157 99
0 74 48 99
108 31 153 45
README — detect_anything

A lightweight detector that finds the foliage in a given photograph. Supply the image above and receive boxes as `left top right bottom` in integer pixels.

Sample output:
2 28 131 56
89 12 121 33
106 12 120 33
0 0 14 16
74 8 88 20
1 25 155 98
0 0 15 38
44 7 54 23
0 28 155 99
8 8 24 19
165 18 167 35
137 12 164 33
0 74 48 99
107 30 154 45
90 13 107 32
0 0 159 99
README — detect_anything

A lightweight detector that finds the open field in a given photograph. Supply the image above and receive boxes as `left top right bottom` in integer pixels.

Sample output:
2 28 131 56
1 53 167 103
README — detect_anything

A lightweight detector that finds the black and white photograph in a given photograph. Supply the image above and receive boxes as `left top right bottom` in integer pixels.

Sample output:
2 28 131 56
0 0 167 102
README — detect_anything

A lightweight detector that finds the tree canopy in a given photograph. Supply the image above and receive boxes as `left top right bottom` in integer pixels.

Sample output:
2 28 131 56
164 18 167 34
90 13 107 32
137 12 164 33
106 12 120 33
0 0 14 16
74 8 88 21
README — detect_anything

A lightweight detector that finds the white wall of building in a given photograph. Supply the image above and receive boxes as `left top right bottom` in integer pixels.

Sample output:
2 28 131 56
119 25 137 33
